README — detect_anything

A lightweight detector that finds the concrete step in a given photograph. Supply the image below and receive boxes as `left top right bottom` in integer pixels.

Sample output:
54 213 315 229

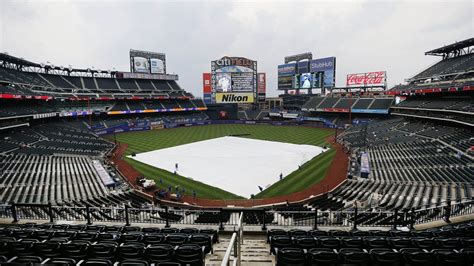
206 235 274 266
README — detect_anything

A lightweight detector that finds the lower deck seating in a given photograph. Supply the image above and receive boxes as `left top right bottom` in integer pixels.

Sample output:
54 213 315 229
0 224 217 266
269 222 474 265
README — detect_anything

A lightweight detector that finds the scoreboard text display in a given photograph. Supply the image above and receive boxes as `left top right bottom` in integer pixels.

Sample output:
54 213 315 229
211 56 257 104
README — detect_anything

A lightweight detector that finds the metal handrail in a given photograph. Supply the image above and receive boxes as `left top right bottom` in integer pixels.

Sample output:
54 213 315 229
221 232 237 266
221 212 243 266
237 211 244 245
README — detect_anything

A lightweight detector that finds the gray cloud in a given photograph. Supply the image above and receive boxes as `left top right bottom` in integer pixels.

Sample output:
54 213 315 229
1 0 472 97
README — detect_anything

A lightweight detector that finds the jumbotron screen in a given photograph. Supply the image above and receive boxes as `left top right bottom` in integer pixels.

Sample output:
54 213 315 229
211 56 257 104
215 71 254 92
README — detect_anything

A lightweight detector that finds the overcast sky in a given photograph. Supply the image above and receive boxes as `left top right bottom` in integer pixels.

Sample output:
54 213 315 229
1 0 472 97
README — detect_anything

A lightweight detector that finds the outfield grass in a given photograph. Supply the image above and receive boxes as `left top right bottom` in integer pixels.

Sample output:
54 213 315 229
110 124 334 199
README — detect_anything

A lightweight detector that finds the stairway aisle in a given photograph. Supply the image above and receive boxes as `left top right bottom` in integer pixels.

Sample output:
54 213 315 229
206 234 274 266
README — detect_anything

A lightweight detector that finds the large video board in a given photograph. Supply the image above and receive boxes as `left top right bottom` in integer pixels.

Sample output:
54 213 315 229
130 49 166 74
310 57 336 88
211 57 257 93
278 56 336 91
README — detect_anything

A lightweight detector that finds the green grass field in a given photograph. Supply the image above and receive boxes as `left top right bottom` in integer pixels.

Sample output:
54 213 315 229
110 124 335 199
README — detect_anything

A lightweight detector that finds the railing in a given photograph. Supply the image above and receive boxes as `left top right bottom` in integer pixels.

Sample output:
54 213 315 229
0 201 472 230
221 212 243 266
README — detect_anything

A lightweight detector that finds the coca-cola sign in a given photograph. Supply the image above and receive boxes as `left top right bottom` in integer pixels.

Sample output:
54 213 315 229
346 71 386 86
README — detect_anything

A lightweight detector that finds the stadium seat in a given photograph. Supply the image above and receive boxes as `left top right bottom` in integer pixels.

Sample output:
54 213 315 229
173 244 204 266
267 229 288 243
276 247 306 266
189 234 213 254
389 237 412 249
461 248 474 264
365 237 389 249
319 237 341 249
308 230 328 237
60 242 89 260
160 228 179 234
338 248 370 266
370 248 402 266
43 258 77 266
88 243 117 260
119 259 150 266
143 234 165 245
33 242 61 257
270 235 293 254
411 237 436 249
401 248 434 265
165 233 188 245
119 233 143 243
293 235 318 249
117 243 146 260
145 244 174 263
342 237 364 248
180 228 199 234
431 249 465 265
288 229 307 237
81 259 113 266
307 248 338 266
9 256 43 264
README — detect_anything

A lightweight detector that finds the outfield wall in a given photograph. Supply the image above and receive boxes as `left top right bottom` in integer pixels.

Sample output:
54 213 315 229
97 119 339 136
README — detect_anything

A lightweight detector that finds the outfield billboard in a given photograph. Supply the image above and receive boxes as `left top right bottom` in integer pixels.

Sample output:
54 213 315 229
130 49 166 74
346 71 386 87
278 76 293 89
150 58 165 74
202 73 212 93
310 57 336 88
278 63 296 76
297 61 309 74
215 92 254 103
257 73 266 102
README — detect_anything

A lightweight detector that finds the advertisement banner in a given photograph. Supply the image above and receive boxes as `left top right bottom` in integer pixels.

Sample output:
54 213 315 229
257 73 266 94
130 49 166 74
203 73 212 93
203 93 212 104
150 58 165 74
278 63 296 76
312 72 323 88
278 76 293 88
133 57 149 73
310 57 336 88
258 73 266 102
346 71 386 87
215 92 254 103
298 61 309 74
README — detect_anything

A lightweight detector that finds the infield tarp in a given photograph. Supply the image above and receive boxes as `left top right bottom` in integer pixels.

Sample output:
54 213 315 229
129 136 327 197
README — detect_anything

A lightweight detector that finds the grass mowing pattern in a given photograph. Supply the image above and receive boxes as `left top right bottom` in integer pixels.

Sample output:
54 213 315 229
111 124 334 199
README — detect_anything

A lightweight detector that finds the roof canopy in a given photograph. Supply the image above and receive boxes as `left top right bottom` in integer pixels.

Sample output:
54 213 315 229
425 38 474 56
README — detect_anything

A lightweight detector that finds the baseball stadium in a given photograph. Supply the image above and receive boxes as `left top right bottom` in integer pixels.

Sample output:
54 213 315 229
0 1 473 265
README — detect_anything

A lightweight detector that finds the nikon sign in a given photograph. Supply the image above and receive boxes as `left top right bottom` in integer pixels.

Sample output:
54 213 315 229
215 92 255 103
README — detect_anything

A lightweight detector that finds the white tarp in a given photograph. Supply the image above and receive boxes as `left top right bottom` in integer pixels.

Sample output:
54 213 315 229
128 136 327 197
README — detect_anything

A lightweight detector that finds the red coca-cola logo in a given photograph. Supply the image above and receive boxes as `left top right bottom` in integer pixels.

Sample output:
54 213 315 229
346 73 366 85
347 72 385 86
